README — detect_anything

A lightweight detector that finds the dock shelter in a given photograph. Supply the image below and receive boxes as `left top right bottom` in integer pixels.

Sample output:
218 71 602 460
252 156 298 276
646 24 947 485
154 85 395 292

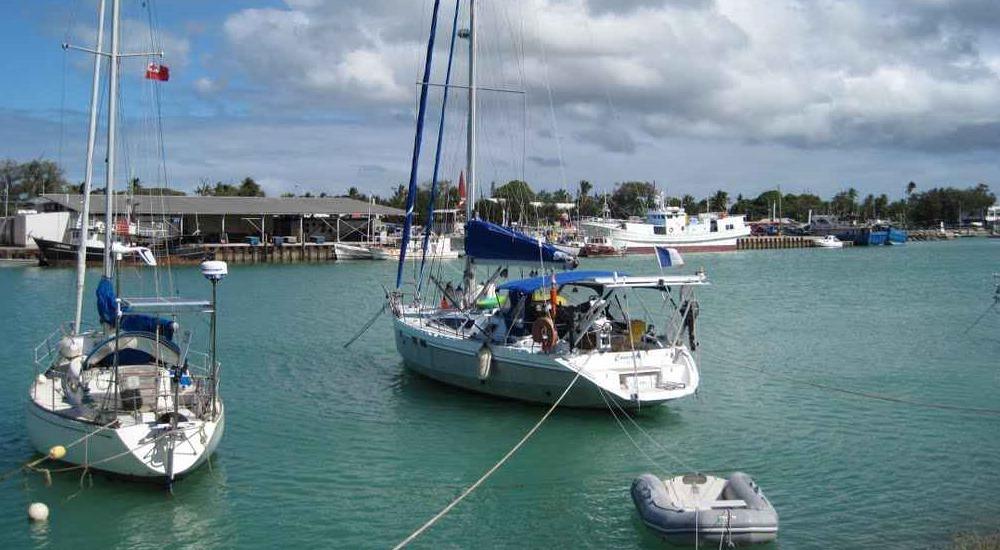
40 194 405 244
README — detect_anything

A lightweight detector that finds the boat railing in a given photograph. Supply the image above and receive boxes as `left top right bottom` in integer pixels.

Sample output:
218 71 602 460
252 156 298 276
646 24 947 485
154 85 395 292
33 323 74 369
33 334 219 420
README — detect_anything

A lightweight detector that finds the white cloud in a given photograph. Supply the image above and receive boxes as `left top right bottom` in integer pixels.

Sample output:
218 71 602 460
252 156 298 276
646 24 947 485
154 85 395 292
215 0 1000 156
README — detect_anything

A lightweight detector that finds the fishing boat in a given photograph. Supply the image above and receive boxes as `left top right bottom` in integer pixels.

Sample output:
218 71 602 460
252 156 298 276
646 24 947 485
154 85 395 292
812 235 844 248
386 0 705 409
26 0 225 484
632 472 779 545
334 242 389 260
35 235 205 266
580 195 751 253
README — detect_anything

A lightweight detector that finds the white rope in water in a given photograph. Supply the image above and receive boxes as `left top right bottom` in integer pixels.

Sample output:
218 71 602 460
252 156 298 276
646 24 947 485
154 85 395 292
599 385 700 473
701 349 1000 417
393 369 583 549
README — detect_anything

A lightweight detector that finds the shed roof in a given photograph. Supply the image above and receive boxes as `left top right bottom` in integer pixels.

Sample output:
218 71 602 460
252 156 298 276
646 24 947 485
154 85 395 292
41 194 405 217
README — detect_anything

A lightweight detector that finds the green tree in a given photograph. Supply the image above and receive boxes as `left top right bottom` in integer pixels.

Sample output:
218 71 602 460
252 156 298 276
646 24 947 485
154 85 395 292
1 158 69 198
610 181 656 217
238 177 265 197
709 190 729 212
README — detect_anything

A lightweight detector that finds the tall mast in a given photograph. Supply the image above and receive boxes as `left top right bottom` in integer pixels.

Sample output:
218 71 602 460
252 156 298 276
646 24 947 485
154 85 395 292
73 0 107 334
465 0 477 223
103 0 121 278
461 0 477 303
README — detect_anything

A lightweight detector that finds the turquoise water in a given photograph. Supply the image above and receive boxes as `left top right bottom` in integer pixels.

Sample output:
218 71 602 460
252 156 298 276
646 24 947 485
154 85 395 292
1 239 997 548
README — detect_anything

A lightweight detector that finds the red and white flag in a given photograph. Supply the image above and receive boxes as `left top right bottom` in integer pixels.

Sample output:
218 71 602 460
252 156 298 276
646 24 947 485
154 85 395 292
457 170 466 207
145 63 170 81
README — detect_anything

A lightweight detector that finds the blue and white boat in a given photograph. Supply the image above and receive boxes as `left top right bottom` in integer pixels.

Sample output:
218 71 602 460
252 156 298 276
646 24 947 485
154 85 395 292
386 0 705 408
26 0 225 483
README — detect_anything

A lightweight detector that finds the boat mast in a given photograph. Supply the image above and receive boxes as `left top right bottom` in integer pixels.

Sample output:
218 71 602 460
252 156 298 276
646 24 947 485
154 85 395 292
72 0 107 334
103 0 121 278
461 0 477 304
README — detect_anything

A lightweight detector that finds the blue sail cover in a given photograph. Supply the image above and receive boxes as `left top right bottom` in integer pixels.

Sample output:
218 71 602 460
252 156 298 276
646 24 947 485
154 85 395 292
96 277 118 325
465 220 577 267
95 277 174 340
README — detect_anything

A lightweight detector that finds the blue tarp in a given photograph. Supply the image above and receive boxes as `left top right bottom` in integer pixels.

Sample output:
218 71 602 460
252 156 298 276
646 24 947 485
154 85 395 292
95 276 175 340
465 220 577 267
498 270 620 294
121 314 175 340
96 277 118 325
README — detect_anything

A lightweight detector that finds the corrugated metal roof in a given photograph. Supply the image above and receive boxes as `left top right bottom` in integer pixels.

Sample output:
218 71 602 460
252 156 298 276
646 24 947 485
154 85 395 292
41 194 405 217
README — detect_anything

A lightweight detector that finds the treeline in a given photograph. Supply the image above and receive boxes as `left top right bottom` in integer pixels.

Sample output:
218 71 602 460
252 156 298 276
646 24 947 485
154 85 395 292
195 177 265 197
3 158 995 227
374 179 995 228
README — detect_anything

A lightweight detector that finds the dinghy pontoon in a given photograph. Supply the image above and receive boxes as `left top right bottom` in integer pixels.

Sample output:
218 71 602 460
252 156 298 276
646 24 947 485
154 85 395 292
631 472 779 546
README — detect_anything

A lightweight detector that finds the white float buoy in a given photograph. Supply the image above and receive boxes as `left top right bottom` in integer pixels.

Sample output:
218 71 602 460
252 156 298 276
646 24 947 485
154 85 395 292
27 502 49 522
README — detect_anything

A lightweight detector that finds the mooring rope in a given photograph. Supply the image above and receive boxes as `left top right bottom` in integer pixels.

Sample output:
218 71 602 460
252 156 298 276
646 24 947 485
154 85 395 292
702 349 1000 417
392 369 583 549
0 419 118 482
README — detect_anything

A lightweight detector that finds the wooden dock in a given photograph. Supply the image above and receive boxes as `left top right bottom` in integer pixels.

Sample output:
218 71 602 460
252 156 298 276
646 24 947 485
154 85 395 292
736 236 853 250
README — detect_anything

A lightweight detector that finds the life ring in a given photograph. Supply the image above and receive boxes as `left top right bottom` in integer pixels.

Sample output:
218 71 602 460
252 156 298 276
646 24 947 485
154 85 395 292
531 317 558 352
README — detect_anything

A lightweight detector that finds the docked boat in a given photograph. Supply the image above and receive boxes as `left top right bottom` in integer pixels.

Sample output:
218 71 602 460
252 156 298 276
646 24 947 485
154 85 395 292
376 235 461 261
333 242 389 260
386 1 705 409
26 0 226 484
579 235 625 257
808 215 907 246
812 235 844 248
580 196 751 253
632 472 779 546
35 235 205 267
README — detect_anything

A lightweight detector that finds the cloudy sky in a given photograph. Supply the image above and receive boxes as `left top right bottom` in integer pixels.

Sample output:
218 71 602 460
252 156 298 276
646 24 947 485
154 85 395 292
4 0 1000 199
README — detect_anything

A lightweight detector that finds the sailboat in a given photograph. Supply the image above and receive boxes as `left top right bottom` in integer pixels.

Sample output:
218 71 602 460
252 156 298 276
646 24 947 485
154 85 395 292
26 0 225 483
387 0 705 408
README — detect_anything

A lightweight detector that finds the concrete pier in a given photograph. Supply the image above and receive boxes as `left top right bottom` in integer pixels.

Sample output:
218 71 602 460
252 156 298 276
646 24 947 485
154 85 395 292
202 243 338 264
737 236 852 250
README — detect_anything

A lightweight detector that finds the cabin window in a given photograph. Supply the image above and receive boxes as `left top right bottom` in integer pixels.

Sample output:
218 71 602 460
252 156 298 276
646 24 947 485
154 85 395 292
710 220 718 232
654 226 666 235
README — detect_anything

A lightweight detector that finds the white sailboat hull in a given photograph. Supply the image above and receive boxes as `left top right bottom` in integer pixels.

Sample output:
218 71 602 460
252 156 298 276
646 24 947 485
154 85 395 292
393 316 698 409
26 396 224 480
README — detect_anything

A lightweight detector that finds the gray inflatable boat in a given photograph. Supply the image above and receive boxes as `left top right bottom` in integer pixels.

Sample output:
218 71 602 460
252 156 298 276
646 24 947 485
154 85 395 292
631 472 778 546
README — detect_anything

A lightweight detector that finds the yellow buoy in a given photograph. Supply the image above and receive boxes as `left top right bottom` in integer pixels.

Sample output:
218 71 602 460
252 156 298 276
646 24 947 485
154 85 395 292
48 446 66 460
27 502 49 522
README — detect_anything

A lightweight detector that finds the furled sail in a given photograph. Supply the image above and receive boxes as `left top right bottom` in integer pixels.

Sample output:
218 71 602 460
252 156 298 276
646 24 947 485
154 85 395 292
464 220 577 267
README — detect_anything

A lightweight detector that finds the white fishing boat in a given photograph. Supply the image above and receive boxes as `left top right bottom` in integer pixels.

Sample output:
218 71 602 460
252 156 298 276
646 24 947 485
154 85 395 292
385 0 705 409
26 0 225 484
334 242 389 260
813 235 844 248
581 195 751 253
